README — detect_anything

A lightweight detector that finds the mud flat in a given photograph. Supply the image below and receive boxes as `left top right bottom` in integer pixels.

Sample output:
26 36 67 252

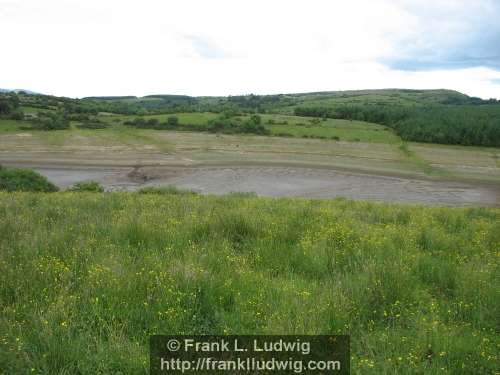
11 163 500 207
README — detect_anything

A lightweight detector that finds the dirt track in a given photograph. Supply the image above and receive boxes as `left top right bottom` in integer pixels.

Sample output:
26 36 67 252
18 164 500 206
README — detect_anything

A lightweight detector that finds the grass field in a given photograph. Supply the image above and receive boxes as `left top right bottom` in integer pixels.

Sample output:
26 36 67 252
96 112 396 143
0 119 28 132
8 108 400 144
0 192 498 374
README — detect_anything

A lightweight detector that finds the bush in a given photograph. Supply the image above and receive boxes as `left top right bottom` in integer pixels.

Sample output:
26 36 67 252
249 114 261 125
9 109 24 120
70 181 104 192
147 118 159 127
275 132 294 137
33 112 70 130
0 166 58 192
167 116 179 126
67 113 90 122
76 122 109 129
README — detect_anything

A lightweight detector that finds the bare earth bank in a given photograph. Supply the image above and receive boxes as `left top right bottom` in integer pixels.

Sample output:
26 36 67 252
13 164 499 207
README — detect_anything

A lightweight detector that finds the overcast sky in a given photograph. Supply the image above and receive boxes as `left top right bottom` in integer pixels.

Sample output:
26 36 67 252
1 0 499 98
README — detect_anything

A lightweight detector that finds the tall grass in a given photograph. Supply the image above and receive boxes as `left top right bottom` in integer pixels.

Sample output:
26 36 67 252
0 192 498 374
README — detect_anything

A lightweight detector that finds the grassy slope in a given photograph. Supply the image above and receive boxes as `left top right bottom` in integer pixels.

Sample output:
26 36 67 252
10 110 394 143
0 192 498 374
97 112 398 143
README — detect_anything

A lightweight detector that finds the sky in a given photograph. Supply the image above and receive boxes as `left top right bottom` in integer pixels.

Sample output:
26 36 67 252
1 0 499 98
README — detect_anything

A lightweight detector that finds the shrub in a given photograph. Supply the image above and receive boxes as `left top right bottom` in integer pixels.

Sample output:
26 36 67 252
33 112 70 130
68 113 90 122
70 181 104 192
167 116 179 126
0 166 58 192
147 118 159 127
275 132 294 137
249 114 261 125
76 122 109 129
241 120 270 135
124 117 146 127
9 109 24 120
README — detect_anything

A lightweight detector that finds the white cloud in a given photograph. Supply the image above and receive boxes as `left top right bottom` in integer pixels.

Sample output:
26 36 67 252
0 0 499 98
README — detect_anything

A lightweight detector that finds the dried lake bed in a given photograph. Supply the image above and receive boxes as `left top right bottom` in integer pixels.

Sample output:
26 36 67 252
13 164 498 206
1 130 499 206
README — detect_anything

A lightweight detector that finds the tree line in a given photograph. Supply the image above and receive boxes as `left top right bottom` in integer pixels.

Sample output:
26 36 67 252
294 105 500 147
124 113 269 136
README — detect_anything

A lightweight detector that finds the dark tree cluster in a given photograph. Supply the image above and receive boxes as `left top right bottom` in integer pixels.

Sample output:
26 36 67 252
207 113 269 135
295 105 500 147
0 93 24 120
32 111 70 130
16 93 144 115
124 114 269 136
226 94 296 113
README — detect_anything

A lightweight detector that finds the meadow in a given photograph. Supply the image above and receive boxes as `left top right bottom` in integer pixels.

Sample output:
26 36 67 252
95 112 396 143
2 102 400 144
0 191 498 374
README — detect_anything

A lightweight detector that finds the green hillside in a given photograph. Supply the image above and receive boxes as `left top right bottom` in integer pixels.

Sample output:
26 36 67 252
1 89 500 146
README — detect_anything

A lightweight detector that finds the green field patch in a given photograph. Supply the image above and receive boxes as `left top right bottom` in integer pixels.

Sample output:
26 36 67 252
20 106 55 114
100 113 400 144
0 119 30 132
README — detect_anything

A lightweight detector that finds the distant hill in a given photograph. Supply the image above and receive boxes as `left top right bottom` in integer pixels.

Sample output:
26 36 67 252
0 88 42 95
284 89 487 107
82 96 138 100
74 89 495 115
8 88 493 107
2 88 499 147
